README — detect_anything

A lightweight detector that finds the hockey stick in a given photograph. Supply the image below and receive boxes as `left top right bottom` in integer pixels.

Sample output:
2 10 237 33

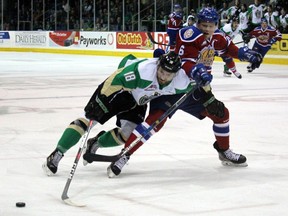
83 83 197 163
61 120 94 207
234 41 244 45
147 32 170 46
148 31 245 46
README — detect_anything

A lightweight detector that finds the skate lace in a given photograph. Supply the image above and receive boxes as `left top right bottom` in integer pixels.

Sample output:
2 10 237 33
52 151 63 167
114 155 129 170
90 141 99 154
223 149 240 161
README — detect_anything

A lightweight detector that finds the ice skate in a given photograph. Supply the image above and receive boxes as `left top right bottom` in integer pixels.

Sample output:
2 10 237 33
42 149 64 176
223 69 232 77
83 130 105 166
233 71 242 79
107 151 130 178
247 64 253 73
213 142 247 167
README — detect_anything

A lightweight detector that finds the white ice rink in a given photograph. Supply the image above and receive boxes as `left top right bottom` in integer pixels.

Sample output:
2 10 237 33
1 52 288 216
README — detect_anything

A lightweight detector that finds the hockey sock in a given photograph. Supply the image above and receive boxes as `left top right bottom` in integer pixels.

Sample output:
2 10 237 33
125 110 167 154
226 61 237 73
56 118 89 153
203 108 230 151
213 122 230 150
124 122 155 154
97 128 125 148
57 128 82 153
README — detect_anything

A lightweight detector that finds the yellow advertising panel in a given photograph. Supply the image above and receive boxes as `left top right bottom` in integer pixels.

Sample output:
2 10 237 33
268 34 288 55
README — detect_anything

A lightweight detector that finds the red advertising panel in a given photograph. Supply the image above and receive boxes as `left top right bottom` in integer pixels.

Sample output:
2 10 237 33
154 32 169 50
49 31 80 47
116 32 153 50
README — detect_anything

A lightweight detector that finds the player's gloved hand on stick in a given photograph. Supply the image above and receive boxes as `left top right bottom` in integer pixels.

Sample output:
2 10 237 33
269 38 277 45
191 63 213 87
84 95 109 121
242 33 250 44
238 47 263 70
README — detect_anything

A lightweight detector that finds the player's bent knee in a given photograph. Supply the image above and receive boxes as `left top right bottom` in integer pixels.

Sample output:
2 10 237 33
69 118 89 135
146 110 167 132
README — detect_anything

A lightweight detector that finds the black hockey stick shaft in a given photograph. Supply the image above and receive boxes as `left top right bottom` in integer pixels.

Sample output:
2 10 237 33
147 32 170 46
61 120 94 203
85 84 197 163
234 40 244 45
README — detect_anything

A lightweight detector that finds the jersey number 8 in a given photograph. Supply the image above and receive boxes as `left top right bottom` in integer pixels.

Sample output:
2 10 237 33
124 72 136 82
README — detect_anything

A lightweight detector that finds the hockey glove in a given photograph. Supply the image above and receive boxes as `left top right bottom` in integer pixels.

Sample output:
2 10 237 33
84 94 109 121
202 91 225 118
269 38 277 45
242 33 250 44
190 63 213 87
238 47 263 70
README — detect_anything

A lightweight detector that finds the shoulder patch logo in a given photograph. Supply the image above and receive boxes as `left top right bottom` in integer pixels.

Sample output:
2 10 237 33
183 29 194 39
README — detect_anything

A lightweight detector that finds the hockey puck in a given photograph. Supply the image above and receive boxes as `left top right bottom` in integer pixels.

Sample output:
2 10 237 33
16 202 26 207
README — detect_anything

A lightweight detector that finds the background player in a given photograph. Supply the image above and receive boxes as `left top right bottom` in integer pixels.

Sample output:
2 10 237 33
167 4 183 51
247 17 282 72
220 16 243 78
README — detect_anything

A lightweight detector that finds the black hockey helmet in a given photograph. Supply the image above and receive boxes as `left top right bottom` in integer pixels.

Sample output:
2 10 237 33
231 15 239 23
159 51 182 73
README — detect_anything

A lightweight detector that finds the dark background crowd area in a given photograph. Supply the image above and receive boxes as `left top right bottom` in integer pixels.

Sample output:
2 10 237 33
1 0 288 33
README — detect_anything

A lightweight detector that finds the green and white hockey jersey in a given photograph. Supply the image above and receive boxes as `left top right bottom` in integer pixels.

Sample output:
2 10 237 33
220 23 241 40
239 11 249 31
248 3 266 25
101 57 193 106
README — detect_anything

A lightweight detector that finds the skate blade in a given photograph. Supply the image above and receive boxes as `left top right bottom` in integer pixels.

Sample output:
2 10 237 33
42 162 55 176
221 161 248 167
83 159 88 166
223 74 232 77
107 165 116 178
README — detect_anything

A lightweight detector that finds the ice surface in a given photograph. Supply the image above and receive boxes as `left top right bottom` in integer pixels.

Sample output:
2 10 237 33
1 52 288 216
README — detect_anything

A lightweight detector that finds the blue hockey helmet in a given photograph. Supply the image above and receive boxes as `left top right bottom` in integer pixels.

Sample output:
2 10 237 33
174 4 182 12
173 4 183 17
153 48 165 58
197 7 219 24
261 17 268 23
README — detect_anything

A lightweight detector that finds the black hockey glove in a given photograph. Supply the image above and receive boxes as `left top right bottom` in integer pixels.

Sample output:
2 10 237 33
84 94 109 121
202 91 225 118
242 33 250 44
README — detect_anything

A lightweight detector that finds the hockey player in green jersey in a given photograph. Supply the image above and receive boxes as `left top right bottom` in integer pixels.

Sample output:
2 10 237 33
43 51 212 175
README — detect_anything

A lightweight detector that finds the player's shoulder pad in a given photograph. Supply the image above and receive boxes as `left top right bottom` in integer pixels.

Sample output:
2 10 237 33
267 26 276 31
255 26 262 31
179 26 202 42
214 28 226 37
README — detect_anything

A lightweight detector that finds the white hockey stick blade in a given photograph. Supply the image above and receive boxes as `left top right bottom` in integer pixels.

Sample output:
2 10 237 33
62 197 86 207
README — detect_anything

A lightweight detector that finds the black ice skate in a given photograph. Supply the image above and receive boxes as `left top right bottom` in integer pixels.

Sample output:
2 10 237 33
107 151 130 178
213 142 248 167
83 130 105 166
42 149 64 176
223 69 232 77
247 64 253 73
